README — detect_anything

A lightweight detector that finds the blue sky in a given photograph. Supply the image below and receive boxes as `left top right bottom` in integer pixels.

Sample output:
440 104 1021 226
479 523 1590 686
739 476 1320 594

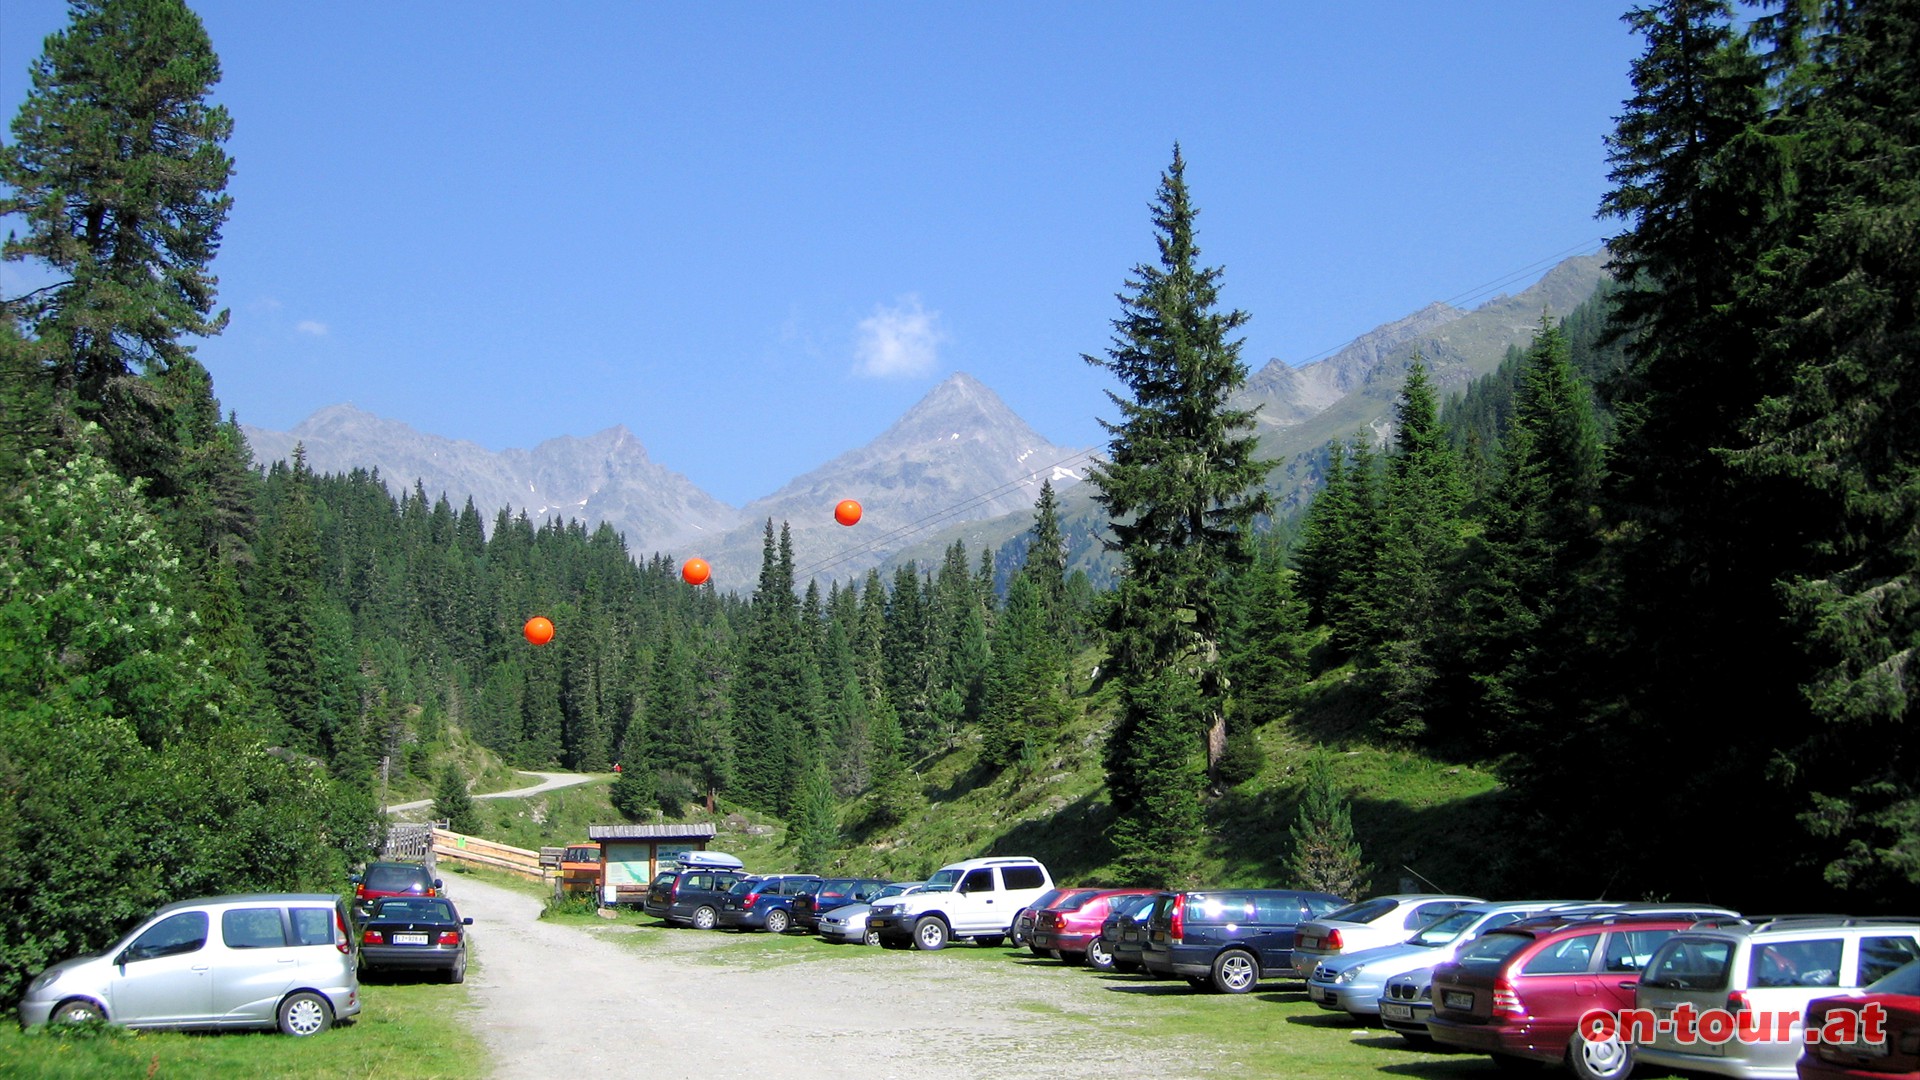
2 2 1641 507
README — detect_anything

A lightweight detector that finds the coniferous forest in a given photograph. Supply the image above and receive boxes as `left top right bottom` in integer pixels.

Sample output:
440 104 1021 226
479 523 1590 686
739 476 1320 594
2 0 1915 1010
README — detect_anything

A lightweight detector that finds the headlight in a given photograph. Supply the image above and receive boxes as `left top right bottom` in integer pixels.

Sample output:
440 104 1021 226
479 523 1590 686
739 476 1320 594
29 968 61 994
1335 967 1362 984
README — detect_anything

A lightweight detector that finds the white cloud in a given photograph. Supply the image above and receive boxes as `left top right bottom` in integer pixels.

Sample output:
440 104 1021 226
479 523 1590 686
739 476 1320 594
853 296 943 378
295 320 328 336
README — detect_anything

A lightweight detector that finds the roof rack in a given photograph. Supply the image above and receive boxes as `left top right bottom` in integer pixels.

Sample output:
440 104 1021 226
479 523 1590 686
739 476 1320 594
1685 914 1920 932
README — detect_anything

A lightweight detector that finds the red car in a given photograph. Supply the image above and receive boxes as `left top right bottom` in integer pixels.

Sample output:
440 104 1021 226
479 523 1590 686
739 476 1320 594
1797 957 1920 1079
1428 911 1720 1080
1031 887 1158 966
349 861 442 920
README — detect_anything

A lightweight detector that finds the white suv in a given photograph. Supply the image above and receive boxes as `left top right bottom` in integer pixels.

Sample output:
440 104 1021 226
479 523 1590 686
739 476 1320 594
867 856 1053 951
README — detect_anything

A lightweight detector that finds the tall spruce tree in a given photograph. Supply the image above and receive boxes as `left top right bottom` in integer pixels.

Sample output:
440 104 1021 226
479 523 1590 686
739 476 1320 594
0 0 234 495
1730 0 1920 902
1355 359 1468 741
1085 146 1270 883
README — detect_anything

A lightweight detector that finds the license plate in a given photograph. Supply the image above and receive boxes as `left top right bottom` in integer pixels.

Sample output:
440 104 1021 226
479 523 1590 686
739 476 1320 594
393 932 430 945
1443 990 1473 1011
1382 1003 1413 1021
871 918 892 929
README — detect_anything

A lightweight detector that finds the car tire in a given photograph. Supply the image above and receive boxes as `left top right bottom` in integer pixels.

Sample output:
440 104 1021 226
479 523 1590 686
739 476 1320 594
765 909 790 935
1086 939 1115 971
1568 1029 1633 1080
976 934 1004 948
277 991 334 1037
1211 949 1259 994
446 955 467 984
912 916 949 951
863 928 881 947
51 999 105 1025
692 906 717 931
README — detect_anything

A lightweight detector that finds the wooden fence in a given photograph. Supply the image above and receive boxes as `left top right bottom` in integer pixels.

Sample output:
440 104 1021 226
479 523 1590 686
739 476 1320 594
431 828 549 883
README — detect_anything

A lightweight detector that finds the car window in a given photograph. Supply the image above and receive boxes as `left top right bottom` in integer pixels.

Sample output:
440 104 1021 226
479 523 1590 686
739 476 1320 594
1253 894 1306 923
222 907 287 949
1407 901 1470 929
1857 936 1920 985
1457 931 1532 972
1522 932 1599 975
1646 938 1732 991
1751 939 1843 988
1603 929 1678 973
1189 894 1254 925
1410 909 1481 946
290 907 336 946
1052 889 1101 910
1324 898 1397 925
129 911 209 960
961 869 996 893
1303 895 1346 918
1002 865 1046 891
1869 958 1920 995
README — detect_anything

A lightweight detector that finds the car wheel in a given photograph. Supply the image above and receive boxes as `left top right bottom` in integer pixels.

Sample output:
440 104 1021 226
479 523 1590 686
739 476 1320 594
277 991 333 1037
446 954 467 984
692 906 717 931
51 999 105 1025
1568 1029 1633 1080
1086 939 1115 971
863 928 881 947
1211 949 1259 994
913 916 949 951
765 909 790 934
976 934 1004 948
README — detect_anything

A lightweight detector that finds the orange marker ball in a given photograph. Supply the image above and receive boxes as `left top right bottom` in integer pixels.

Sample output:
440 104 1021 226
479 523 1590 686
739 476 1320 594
523 616 555 646
834 499 863 526
681 557 711 585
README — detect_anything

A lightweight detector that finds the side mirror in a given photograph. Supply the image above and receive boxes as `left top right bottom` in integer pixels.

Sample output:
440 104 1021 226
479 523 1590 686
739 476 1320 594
462 917 474 925
433 879 443 889
348 874 363 885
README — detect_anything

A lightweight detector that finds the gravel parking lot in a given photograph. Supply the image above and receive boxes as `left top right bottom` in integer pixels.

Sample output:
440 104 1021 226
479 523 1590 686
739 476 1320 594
452 872 1217 1080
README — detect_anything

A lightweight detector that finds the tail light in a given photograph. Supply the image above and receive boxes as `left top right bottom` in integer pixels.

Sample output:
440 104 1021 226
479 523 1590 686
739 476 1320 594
1325 928 1344 950
362 930 385 945
1492 977 1524 1019
336 908 351 954
745 891 762 907
437 930 462 946
1169 896 1186 944
1726 990 1749 1014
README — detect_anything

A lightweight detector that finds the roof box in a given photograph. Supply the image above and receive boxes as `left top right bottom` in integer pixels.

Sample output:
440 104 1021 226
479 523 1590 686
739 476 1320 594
676 850 744 870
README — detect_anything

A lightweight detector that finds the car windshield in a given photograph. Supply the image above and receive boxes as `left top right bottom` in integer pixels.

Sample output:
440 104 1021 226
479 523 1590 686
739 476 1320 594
922 869 963 892
1324 898 1398 925
1050 889 1100 911
1410 910 1482 946
365 865 427 891
726 878 761 897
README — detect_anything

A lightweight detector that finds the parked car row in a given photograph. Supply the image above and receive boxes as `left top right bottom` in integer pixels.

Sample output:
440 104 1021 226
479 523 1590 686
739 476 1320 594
18 859 474 1038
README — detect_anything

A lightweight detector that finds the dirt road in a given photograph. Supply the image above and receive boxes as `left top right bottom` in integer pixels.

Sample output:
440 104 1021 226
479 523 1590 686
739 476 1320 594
450 873 1217 1080
386 771 595 815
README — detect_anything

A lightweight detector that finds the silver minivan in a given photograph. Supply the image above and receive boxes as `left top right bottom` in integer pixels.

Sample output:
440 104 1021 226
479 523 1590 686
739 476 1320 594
17 893 362 1036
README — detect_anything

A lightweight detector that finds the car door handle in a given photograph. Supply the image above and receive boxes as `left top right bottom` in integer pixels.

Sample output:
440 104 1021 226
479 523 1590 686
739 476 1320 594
279 958 296 964
191 965 210 972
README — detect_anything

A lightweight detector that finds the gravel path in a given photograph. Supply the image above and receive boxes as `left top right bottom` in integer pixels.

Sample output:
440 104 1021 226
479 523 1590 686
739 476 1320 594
386 771 595 814
450 873 1213 1080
